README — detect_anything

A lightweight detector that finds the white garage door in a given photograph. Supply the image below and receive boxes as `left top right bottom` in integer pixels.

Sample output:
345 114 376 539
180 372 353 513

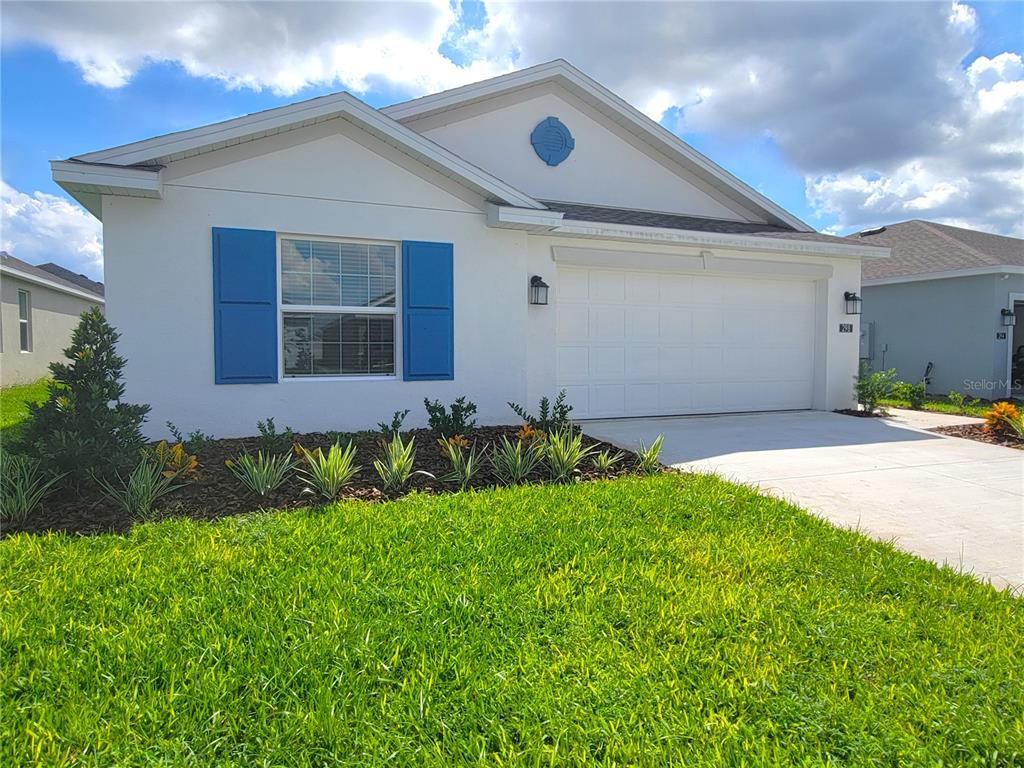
557 267 817 418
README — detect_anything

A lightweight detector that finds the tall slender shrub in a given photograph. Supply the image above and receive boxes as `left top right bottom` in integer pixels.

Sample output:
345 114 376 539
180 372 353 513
17 308 150 487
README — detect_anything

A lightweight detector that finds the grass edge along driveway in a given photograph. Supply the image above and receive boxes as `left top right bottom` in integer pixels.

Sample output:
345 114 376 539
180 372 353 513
3 475 1022 766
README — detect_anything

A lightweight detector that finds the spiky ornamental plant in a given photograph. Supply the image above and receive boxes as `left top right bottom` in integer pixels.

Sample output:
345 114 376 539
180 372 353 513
17 308 151 488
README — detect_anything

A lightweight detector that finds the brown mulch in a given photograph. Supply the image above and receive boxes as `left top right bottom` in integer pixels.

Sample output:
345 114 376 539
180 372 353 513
929 423 1024 450
3 427 642 539
833 408 882 418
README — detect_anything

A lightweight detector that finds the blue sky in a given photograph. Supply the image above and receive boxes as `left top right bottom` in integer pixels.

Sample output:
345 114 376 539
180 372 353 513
2 1 1021 279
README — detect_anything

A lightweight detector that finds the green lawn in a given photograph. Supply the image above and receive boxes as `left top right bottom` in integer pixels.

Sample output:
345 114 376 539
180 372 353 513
878 393 991 418
2 475 1021 766
0 377 49 441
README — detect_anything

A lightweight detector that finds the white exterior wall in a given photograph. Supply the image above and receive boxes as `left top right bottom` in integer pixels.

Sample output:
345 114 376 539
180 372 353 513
407 84 763 222
0 274 100 386
103 121 530 439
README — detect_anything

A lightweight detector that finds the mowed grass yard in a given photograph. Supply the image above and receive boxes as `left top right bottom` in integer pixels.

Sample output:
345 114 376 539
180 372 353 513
0 377 49 441
3 476 1022 766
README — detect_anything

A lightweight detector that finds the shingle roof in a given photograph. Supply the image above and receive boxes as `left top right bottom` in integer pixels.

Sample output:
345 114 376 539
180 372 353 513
0 252 105 299
851 220 1024 280
541 201 878 247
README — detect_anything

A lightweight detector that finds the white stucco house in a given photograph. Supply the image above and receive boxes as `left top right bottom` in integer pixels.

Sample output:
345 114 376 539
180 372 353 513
51 60 888 438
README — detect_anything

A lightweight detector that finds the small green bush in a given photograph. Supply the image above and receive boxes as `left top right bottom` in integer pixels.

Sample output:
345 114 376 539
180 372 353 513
509 390 575 435
374 434 430 493
592 448 625 474
0 453 64 523
16 309 150 487
438 437 484 491
226 452 294 497
423 397 477 438
165 421 215 455
855 364 897 415
635 435 665 475
892 380 927 409
256 418 296 455
295 442 361 500
489 436 544 485
95 455 185 520
376 409 410 439
545 429 597 483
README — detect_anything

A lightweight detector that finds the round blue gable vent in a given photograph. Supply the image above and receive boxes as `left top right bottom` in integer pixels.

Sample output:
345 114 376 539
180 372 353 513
530 116 575 166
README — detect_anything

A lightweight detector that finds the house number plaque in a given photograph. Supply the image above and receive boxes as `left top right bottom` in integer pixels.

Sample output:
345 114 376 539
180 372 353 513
839 323 854 333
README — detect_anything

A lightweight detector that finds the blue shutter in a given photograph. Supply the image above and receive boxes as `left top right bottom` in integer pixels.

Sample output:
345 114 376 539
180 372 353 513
212 227 278 384
402 240 453 381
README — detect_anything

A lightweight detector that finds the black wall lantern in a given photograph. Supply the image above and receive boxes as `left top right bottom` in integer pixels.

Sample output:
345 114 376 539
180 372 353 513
1001 308 1017 327
529 275 549 305
844 291 862 315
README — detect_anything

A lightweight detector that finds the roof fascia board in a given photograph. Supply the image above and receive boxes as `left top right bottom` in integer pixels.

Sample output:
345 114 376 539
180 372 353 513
384 60 813 232
67 93 544 210
486 203 564 230
0 264 105 302
527 216 889 259
863 265 1024 286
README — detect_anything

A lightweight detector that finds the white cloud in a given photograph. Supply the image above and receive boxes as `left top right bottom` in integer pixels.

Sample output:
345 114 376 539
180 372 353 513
1 182 104 279
1 1 513 97
3 0 1022 239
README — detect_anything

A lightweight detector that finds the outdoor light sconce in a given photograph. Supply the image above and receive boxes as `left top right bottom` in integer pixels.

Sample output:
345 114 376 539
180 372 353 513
529 275 549 305
1001 308 1017 327
844 291 862 315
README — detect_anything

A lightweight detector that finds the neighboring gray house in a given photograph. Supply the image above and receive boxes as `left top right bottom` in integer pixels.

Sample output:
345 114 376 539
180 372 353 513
853 221 1024 399
0 253 105 386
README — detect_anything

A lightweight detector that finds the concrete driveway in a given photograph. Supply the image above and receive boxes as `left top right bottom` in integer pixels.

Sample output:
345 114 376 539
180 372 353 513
584 410 1024 591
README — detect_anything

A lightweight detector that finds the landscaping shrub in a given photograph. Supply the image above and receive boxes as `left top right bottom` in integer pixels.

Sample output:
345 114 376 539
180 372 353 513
489 435 544 485
95 455 186 520
423 396 477 438
437 436 484 491
226 452 294 497
592 448 625 474
374 433 429 493
294 442 360 500
544 428 596 483
256 418 296 455
855 364 897 415
376 409 410 438
509 389 575 435
636 434 666 475
165 421 215 455
0 454 64 524
983 401 1022 437
892 380 927 409
151 441 199 481
16 308 150 487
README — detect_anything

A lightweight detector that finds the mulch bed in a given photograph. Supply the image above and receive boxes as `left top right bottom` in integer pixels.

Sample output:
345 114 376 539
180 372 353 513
929 424 1024 450
833 408 882 418
3 426 643 539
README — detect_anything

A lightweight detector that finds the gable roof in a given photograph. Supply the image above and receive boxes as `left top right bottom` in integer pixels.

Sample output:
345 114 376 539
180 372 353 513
0 252 105 301
383 60 813 232
852 220 1024 282
52 91 544 219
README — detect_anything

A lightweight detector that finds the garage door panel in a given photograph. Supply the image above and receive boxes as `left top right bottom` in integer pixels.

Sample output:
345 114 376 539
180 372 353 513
557 266 816 417
627 346 660 378
590 307 625 340
558 305 589 341
628 308 661 340
592 347 626 378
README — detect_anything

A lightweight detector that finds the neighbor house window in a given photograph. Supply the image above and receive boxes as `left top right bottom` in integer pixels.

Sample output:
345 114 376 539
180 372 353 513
17 289 31 352
280 237 397 377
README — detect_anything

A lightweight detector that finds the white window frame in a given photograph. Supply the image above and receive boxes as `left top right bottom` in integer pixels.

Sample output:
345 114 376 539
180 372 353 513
17 289 32 353
277 233 401 381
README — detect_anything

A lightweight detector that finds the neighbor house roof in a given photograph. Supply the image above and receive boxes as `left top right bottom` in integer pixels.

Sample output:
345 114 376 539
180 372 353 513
0 252 105 302
383 60 813 232
853 220 1024 283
